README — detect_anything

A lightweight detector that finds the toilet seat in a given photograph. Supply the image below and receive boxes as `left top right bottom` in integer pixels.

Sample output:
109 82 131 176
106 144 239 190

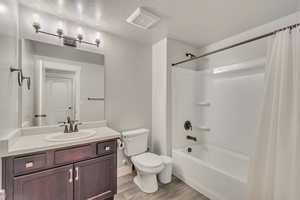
132 152 164 173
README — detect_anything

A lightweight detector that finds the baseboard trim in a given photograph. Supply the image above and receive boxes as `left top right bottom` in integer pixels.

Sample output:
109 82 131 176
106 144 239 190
117 165 132 177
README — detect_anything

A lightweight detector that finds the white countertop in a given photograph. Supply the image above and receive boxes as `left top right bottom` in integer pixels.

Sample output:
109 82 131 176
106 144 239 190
0 127 120 157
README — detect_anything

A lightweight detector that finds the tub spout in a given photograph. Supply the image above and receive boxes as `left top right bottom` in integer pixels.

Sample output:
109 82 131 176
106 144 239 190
186 135 197 142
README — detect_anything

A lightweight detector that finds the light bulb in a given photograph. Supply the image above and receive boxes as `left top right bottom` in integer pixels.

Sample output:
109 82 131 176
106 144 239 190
96 32 101 40
95 32 101 48
58 21 63 30
96 12 101 21
77 27 83 42
0 3 7 14
77 27 83 35
57 21 64 37
33 14 41 33
33 14 40 24
77 3 83 14
58 0 64 6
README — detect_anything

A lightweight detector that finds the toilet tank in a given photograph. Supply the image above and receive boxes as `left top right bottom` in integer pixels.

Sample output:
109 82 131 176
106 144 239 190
122 129 149 156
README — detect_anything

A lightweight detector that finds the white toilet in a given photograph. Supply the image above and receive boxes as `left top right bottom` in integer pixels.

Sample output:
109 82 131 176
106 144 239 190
122 129 164 193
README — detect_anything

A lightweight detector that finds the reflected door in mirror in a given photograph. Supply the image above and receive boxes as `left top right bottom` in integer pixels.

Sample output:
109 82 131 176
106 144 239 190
46 75 75 125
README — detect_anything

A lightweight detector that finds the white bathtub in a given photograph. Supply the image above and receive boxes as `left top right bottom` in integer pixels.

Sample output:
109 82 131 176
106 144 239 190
172 145 249 200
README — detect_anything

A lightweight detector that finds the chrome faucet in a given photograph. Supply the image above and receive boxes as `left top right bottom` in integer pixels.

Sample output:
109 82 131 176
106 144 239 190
59 122 69 133
59 116 82 133
74 122 83 132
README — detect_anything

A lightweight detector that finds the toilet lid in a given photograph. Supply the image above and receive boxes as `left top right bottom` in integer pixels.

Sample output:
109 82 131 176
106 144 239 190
132 152 163 168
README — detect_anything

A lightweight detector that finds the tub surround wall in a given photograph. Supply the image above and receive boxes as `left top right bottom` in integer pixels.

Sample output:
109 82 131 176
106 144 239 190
171 11 300 200
171 11 300 156
168 39 203 150
152 38 201 155
195 11 300 156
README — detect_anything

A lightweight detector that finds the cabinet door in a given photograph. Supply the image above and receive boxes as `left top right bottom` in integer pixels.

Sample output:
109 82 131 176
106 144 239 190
14 165 74 200
74 154 117 200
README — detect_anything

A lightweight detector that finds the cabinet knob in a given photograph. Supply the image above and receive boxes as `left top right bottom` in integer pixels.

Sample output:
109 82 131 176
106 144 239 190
25 161 34 168
105 146 111 151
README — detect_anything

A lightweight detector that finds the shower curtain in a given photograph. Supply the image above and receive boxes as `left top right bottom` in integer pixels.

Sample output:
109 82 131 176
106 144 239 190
248 26 300 200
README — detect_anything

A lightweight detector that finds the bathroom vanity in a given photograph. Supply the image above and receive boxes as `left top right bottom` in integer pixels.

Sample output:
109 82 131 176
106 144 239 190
1 128 119 200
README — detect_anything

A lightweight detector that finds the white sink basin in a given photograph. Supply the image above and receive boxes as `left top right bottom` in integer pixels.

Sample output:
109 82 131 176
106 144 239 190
45 130 96 142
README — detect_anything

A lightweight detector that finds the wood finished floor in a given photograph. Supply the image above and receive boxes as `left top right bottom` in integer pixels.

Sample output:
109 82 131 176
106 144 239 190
115 174 210 200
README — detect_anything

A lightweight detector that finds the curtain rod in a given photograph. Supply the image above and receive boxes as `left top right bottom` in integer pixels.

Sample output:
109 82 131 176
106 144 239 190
172 23 300 67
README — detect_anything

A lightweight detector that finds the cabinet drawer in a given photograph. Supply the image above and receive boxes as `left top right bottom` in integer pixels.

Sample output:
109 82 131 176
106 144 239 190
97 141 116 156
54 145 95 165
14 153 47 175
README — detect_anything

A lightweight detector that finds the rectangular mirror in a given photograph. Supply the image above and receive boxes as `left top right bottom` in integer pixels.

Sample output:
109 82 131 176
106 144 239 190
21 39 105 127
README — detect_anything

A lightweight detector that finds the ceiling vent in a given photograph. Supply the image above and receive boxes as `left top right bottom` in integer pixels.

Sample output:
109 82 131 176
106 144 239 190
126 7 160 29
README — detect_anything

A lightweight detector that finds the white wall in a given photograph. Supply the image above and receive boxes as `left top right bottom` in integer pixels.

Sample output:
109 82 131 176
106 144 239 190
0 0 19 190
104 33 152 166
152 38 168 155
0 1 19 138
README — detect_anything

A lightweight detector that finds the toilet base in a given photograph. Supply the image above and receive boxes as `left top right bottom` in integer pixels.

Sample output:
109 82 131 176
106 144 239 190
134 172 158 193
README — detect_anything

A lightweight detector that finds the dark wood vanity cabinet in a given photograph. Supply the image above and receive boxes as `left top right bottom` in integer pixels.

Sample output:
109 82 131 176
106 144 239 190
2 139 117 200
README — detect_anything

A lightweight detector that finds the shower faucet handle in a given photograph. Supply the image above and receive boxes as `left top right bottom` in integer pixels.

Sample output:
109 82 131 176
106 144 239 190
186 135 197 142
184 120 193 131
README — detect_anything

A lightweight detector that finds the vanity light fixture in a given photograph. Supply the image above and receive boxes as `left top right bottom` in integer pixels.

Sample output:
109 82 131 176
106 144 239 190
33 14 41 33
32 17 101 48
